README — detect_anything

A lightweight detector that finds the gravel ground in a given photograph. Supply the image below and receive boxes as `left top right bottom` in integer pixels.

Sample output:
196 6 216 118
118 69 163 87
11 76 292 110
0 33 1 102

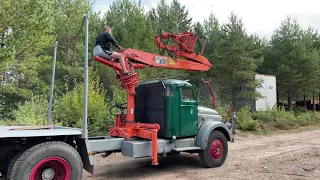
82 129 320 180
1 129 319 180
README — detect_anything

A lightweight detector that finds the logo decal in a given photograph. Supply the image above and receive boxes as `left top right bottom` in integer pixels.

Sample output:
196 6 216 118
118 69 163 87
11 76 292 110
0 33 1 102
169 59 175 65
155 56 167 65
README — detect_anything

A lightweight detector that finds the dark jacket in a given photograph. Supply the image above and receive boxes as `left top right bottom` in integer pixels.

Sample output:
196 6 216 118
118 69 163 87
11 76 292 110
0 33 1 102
95 31 119 51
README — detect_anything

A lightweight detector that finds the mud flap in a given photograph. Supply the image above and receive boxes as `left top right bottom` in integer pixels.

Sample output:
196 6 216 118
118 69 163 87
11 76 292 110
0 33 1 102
76 138 94 174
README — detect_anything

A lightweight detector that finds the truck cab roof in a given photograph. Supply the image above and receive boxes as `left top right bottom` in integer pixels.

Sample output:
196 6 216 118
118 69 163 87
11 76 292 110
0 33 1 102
138 79 192 87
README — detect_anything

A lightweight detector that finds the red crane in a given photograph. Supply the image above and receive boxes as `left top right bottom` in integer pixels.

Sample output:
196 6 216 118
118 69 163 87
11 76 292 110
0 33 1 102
93 31 213 165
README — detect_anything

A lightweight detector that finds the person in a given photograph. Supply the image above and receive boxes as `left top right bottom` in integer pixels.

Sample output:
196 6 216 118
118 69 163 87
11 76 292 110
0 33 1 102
93 26 132 76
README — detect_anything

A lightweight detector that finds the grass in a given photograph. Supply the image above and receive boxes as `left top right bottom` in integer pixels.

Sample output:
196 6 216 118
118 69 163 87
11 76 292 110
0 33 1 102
245 124 320 136
220 104 320 136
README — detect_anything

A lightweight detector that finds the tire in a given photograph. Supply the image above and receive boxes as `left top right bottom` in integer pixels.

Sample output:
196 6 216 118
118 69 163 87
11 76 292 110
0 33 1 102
8 141 83 180
199 130 228 168
6 148 28 179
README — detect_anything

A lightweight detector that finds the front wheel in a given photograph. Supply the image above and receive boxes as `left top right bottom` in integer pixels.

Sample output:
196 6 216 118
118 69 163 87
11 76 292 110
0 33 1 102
9 141 83 180
199 130 228 167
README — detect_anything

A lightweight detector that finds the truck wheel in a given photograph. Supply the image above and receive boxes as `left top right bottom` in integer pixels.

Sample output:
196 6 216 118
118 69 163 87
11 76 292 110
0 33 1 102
199 130 228 168
6 148 28 179
9 141 83 180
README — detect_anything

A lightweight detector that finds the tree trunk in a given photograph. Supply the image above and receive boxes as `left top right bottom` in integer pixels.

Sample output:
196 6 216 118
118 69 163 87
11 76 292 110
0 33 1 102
304 91 307 110
287 91 293 111
312 94 316 117
277 90 280 106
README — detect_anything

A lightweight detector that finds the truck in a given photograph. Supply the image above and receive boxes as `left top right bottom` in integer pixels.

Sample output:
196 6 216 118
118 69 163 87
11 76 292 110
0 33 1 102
0 15 235 180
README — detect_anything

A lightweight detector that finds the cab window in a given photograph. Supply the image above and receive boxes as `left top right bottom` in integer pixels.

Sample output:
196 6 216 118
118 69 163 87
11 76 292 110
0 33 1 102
181 87 195 102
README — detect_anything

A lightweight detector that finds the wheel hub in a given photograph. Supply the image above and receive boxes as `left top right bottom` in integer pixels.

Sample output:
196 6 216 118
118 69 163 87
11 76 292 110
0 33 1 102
210 139 224 159
30 157 70 180
41 168 55 180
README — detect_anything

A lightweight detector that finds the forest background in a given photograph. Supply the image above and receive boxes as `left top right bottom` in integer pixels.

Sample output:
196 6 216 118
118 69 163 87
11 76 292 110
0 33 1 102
0 0 319 135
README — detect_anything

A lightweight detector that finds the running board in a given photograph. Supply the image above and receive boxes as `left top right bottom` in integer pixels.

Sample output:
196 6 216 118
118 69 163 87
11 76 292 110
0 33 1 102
172 147 201 152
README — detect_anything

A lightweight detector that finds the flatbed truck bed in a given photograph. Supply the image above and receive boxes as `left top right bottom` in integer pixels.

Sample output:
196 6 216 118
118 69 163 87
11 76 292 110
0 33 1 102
0 126 83 138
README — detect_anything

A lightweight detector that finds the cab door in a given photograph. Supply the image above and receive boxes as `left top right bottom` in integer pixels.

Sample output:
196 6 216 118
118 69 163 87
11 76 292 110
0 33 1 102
179 86 198 137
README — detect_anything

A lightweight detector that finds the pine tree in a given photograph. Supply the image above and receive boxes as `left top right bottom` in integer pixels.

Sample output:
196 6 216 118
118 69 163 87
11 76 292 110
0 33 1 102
215 12 263 106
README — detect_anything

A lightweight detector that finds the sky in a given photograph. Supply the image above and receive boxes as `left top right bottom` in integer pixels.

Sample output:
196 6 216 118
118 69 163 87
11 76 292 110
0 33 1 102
92 0 320 39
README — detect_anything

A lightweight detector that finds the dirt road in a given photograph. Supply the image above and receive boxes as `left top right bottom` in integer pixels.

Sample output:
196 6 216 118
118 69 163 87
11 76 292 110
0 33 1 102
82 129 320 180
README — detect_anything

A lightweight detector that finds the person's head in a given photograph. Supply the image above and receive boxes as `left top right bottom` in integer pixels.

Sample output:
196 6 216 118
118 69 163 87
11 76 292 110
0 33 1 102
103 26 111 34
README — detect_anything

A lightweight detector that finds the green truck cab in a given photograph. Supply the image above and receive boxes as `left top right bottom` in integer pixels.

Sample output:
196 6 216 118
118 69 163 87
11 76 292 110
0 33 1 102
135 79 198 139
133 78 233 167
134 79 231 140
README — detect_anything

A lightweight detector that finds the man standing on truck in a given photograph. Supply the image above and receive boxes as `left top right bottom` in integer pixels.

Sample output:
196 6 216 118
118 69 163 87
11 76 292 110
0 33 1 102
93 26 132 76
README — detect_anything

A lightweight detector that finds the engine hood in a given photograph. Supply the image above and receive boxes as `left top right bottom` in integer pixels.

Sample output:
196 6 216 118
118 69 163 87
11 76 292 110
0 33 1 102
198 106 219 116
197 106 222 124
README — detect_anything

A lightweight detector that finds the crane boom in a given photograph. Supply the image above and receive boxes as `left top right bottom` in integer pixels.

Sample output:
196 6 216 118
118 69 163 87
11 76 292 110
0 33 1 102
92 31 212 165
94 31 211 71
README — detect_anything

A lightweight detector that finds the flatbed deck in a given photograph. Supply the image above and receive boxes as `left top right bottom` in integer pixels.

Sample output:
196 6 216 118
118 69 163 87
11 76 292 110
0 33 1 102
0 125 82 138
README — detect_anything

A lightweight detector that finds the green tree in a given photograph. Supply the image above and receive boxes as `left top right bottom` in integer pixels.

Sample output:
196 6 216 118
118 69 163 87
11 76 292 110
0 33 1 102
187 14 222 104
214 12 263 107
301 28 320 111
102 0 154 51
0 0 55 118
45 0 91 96
148 0 192 33
0 0 55 68
260 16 305 110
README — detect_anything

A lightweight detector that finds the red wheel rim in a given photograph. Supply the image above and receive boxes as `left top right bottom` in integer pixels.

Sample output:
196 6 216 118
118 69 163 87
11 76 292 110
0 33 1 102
210 139 224 159
30 157 70 180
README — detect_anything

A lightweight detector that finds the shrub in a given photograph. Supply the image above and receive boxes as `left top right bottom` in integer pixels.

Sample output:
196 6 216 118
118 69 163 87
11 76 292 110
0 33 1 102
296 112 313 126
53 75 116 136
271 110 297 130
6 95 51 126
252 111 274 123
237 105 260 131
216 105 232 122
314 112 320 123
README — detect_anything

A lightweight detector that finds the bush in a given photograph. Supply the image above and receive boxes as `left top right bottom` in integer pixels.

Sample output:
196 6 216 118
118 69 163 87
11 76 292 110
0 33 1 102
314 112 320 123
53 75 116 136
269 109 297 130
237 105 260 131
216 105 232 122
5 95 51 126
296 112 313 126
251 108 320 131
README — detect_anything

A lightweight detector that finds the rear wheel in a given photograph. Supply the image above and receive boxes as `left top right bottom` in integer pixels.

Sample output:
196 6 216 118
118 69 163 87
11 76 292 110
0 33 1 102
9 141 83 180
199 130 228 167
6 147 28 179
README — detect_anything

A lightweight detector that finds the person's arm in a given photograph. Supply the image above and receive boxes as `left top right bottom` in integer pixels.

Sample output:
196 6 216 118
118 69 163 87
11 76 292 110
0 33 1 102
105 32 120 48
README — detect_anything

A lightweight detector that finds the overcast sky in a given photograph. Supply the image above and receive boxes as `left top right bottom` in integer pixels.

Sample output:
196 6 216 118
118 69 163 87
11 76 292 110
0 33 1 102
92 0 320 39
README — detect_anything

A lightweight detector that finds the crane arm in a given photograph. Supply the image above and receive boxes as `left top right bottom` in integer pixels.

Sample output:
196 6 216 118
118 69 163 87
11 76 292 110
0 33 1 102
93 31 211 73
125 30 211 71
92 31 213 166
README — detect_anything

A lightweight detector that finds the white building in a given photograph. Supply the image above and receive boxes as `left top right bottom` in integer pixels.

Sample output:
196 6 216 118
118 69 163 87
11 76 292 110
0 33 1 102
254 74 277 111
234 73 277 111
199 73 277 111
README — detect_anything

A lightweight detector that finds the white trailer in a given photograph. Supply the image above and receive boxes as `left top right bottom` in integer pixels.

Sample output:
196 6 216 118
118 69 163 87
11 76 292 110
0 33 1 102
233 73 277 111
254 73 277 111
